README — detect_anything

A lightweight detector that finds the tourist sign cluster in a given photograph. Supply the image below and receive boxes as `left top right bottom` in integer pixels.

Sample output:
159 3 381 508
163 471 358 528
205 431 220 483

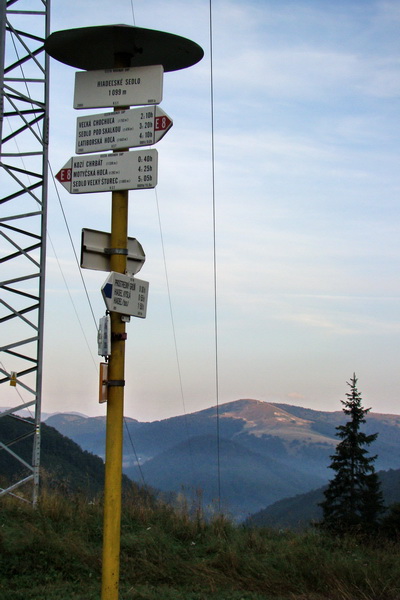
101 272 149 318
76 105 172 154
56 149 158 193
74 65 163 109
56 60 172 321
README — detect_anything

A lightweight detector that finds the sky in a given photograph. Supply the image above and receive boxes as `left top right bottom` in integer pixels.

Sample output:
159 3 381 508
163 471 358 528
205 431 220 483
3 0 400 422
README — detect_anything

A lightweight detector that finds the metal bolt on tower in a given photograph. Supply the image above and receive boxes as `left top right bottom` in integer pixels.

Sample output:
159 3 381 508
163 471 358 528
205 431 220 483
0 0 50 504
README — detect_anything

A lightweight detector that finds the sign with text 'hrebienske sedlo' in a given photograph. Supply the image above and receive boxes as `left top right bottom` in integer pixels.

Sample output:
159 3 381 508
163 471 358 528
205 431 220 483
74 65 163 109
56 149 158 193
101 272 149 318
75 106 172 154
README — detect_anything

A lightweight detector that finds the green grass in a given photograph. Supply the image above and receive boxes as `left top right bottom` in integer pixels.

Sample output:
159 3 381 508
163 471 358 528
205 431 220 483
1 488 400 600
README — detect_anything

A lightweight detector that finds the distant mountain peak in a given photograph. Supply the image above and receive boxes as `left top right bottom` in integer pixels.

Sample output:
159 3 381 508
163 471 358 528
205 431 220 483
216 398 333 444
56 413 88 422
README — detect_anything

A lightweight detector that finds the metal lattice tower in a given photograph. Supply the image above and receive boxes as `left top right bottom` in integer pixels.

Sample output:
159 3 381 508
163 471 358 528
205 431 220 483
0 0 50 504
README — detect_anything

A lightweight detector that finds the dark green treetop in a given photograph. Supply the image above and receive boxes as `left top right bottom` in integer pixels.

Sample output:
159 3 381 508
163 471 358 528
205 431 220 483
319 374 384 534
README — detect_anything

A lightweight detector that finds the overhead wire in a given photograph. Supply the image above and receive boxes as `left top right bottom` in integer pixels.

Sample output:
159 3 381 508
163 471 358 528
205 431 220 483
154 188 196 489
47 91 147 485
125 0 222 507
126 0 198 495
48 164 98 331
3 116 98 365
124 418 146 486
47 231 98 369
208 0 222 512
6 2 223 502
116 0 149 488
3 0 148 491
130 0 136 26
8 29 98 346
3 33 99 385
47 110 147 487
10 23 140 477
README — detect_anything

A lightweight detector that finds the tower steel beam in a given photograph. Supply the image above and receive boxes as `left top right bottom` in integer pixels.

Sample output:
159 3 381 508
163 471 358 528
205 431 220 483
0 0 50 505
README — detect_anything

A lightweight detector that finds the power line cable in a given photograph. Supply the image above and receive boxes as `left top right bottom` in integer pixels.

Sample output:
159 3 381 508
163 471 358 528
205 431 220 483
129 0 136 26
49 154 148 487
48 145 148 489
4 36 98 368
47 232 98 369
123 418 146 486
124 1 198 497
48 163 98 331
7 19 147 492
209 0 222 512
154 188 196 489
9 30 98 349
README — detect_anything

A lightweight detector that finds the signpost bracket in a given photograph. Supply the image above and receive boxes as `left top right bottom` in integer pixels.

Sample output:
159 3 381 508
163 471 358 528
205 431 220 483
104 248 128 255
111 332 127 341
107 380 125 387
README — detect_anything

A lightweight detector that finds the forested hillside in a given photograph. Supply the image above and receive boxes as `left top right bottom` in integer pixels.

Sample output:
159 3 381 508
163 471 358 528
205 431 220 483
0 415 136 497
246 468 400 530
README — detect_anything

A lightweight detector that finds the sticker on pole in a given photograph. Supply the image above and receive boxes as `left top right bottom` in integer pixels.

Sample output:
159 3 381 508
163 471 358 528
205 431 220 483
55 149 158 193
76 106 172 154
101 272 149 318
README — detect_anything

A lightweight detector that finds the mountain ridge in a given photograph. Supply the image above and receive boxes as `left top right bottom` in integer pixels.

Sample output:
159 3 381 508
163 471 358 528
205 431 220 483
42 398 400 520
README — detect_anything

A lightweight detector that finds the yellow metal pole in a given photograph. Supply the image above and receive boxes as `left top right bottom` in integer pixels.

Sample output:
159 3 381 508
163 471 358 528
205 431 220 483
101 185 128 600
101 49 131 599
101 45 131 592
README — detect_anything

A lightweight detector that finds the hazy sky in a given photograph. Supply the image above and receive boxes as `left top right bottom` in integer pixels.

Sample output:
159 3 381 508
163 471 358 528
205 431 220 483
4 0 400 421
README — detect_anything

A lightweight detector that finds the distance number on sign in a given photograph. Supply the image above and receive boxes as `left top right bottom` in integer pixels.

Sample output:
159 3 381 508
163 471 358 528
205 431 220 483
137 154 153 183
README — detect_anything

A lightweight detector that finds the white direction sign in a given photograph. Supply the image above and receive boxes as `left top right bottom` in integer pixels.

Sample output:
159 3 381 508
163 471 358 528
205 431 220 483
101 272 149 318
74 65 163 109
81 228 145 275
56 149 158 193
76 106 172 154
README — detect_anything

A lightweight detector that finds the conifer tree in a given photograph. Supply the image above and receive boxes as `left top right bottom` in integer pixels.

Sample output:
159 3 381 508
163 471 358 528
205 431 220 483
319 374 384 534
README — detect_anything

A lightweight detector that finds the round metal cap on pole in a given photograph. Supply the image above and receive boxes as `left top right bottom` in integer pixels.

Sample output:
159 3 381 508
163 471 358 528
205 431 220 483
45 24 204 71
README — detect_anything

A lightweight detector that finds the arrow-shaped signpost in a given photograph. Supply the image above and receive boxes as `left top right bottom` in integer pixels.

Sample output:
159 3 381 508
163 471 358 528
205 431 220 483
55 149 158 193
101 272 149 317
75 105 172 154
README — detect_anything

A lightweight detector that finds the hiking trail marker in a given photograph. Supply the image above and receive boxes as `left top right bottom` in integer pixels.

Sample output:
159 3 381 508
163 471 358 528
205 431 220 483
101 272 149 318
75 105 172 154
56 149 158 193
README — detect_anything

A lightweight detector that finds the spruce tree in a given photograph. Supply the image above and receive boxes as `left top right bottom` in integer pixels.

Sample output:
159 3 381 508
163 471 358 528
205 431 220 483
319 374 384 534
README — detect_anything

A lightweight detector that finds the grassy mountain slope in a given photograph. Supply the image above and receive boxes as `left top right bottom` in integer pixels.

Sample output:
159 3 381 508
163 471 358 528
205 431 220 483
2 488 400 600
3 407 400 599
